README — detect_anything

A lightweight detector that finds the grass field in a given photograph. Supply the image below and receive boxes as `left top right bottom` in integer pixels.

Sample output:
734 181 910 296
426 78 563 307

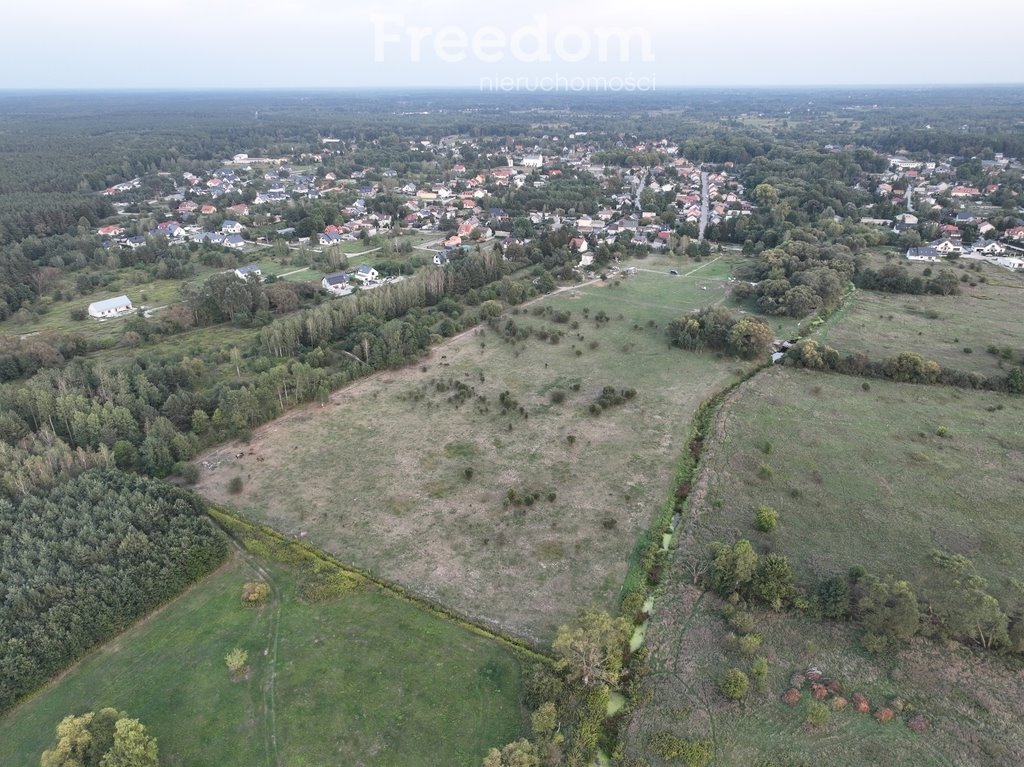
625 365 1024 766
627 580 1024 766
688 366 1024 604
822 259 1024 377
0 553 527 767
196 261 753 643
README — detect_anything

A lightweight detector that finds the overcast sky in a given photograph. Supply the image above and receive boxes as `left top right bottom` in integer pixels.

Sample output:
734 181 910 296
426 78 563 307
2 0 1022 90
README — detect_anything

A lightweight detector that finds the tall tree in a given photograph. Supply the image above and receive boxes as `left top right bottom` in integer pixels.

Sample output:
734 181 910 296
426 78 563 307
552 610 630 689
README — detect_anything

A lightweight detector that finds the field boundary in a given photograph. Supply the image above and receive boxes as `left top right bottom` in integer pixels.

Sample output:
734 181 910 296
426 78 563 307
207 505 553 664
618 361 769 612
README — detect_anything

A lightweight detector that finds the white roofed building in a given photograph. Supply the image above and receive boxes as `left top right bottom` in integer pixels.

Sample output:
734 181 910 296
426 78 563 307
88 295 133 319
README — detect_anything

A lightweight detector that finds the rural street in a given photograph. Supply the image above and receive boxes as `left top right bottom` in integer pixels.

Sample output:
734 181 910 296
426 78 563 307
698 170 710 241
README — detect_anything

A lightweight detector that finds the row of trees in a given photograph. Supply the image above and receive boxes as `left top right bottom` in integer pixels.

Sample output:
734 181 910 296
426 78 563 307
784 338 1024 393
703 537 1023 657
854 263 961 296
0 249 548 499
0 470 227 712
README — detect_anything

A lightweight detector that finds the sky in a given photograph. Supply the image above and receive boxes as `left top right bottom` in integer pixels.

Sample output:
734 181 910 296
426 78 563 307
1 0 1022 90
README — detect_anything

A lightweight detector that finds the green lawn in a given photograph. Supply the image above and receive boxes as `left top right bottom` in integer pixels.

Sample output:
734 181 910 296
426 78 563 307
0 554 527 767
689 366 1024 603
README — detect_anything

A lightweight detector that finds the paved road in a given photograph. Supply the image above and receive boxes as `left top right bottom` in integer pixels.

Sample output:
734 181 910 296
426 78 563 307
698 170 710 241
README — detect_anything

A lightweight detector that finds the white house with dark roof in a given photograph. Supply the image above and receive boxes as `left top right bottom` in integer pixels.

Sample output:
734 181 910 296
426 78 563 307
905 246 941 262
234 263 261 280
88 295 133 319
221 220 244 234
321 272 352 295
351 264 379 283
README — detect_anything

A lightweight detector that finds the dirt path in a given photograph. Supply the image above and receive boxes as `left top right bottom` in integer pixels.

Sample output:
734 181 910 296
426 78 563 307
226 540 283 767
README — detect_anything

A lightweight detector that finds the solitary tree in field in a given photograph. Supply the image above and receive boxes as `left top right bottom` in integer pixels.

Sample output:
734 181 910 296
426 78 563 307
552 610 630 688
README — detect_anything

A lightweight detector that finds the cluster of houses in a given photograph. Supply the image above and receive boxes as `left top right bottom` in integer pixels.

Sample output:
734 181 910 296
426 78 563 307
877 152 1024 271
86 132 764 315
98 209 252 251
907 236 1024 271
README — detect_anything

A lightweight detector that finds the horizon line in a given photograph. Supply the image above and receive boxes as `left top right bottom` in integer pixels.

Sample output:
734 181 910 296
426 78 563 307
1 82 1023 94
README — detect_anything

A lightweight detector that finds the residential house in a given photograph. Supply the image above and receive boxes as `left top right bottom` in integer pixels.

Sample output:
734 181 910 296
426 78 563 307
321 272 351 295
351 264 379 283
223 234 246 250
221 220 244 234
971 239 1005 256
88 295 133 319
906 247 941 262
234 263 261 280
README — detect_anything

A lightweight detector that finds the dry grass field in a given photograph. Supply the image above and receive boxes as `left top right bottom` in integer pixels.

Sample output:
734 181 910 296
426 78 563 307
197 263 751 643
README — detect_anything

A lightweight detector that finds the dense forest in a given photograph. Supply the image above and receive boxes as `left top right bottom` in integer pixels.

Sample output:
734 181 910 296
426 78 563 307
0 470 227 712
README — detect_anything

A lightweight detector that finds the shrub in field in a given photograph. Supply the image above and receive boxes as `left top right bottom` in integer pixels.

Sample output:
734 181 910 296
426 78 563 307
648 732 712 767
815 575 850 620
241 581 270 608
225 647 248 677
806 700 830 728
719 668 750 701
727 609 756 635
751 656 768 691
228 476 243 494
755 505 778 532
738 633 763 656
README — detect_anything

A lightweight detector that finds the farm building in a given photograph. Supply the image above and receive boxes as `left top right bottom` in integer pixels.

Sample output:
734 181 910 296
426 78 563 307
88 295 133 319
